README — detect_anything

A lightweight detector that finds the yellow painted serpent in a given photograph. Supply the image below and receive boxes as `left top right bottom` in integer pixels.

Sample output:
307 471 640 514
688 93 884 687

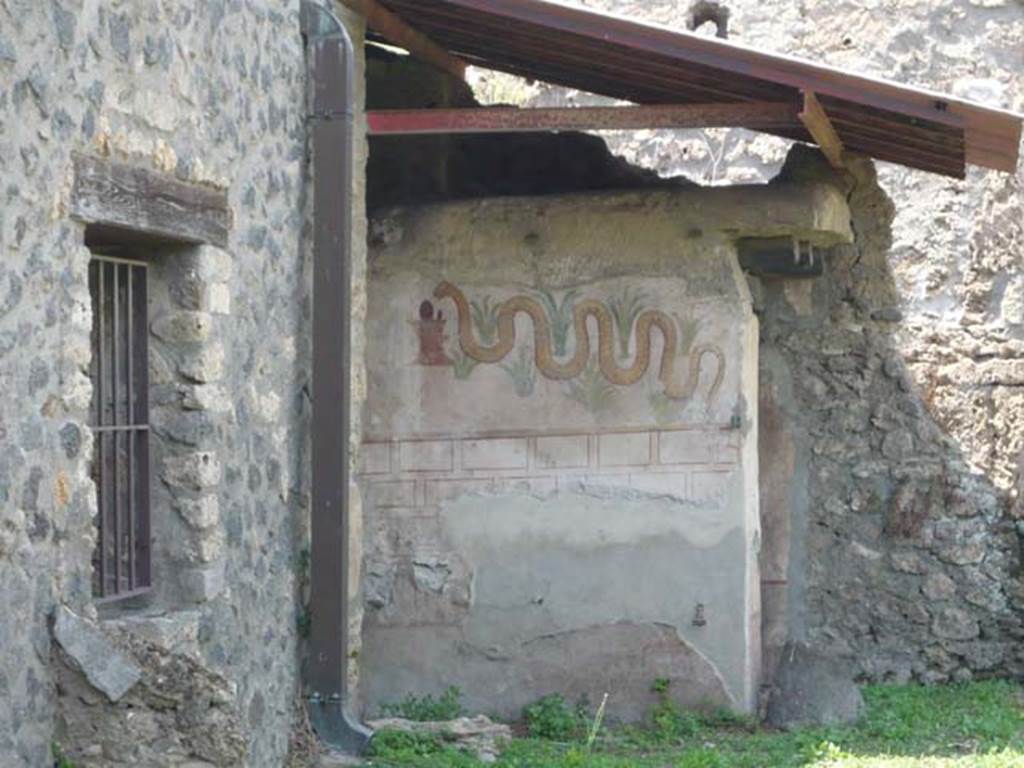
434 281 725 402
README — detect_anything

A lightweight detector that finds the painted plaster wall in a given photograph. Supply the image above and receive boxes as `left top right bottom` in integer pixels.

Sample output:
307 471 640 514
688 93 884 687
0 2 368 765
360 184 852 719
475 0 1024 516
473 0 1024 688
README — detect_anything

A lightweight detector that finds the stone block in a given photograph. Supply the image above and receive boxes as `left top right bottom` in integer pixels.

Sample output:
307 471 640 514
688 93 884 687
364 716 511 764
203 283 231 315
178 345 225 383
151 310 213 344
922 573 956 601
534 435 588 469
176 495 220 530
937 540 986 566
462 438 528 470
179 561 226 603
598 432 651 467
932 608 980 640
181 384 233 413
890 552 927 574
881 430 914 460
399 441 453 472
193 527 226 564
162 452 222 490
765 643 864 729
54 606 141 702
195 245 232 281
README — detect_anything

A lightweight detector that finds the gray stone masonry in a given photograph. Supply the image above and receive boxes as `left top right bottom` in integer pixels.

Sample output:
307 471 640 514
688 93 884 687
755 147 1024 685
0 1 368 765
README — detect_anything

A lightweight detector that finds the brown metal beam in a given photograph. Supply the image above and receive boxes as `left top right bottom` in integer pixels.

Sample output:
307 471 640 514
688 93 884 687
341 0 467 80
368 101 800 135
798 90 845 169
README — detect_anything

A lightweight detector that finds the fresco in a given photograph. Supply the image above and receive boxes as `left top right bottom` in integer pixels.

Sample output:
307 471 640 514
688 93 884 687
370 275 737 439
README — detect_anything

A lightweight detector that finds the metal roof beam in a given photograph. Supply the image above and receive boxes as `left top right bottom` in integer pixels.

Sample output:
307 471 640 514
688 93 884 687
367 101 801 135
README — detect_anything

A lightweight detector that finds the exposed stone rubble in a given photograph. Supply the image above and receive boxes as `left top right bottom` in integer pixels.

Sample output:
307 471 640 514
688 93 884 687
55 610 247 767
756 147 1024 684
366 716 513 764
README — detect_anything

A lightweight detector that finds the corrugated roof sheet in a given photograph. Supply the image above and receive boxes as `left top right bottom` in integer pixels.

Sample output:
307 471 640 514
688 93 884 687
375 0 1023 178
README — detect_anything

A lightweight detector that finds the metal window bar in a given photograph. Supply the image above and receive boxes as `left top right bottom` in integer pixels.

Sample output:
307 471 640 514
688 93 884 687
89 255 151 601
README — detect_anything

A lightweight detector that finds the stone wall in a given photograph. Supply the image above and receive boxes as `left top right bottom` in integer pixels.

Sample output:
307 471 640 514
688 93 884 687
0 1 368 765
360 182 852 719
756 148 1024 685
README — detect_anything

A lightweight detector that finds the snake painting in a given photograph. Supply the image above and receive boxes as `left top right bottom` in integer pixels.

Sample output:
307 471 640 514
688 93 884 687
433 281 725 402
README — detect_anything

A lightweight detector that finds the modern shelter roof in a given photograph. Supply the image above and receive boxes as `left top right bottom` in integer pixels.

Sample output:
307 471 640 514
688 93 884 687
373 0 1023 178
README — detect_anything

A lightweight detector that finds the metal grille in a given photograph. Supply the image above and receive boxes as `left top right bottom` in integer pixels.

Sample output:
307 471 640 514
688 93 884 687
89 256 151 601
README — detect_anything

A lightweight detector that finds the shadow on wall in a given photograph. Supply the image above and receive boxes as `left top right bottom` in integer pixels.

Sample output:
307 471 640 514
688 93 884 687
756 146 1024 687
365 47 689 211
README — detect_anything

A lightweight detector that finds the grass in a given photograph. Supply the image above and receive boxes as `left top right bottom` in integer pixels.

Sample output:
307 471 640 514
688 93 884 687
364 681 1024 768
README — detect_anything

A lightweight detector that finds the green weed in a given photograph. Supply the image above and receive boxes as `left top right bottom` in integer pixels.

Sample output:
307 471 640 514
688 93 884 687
52 742 77 768
381 687 464 722
523 694 583 741
365 680 1024 768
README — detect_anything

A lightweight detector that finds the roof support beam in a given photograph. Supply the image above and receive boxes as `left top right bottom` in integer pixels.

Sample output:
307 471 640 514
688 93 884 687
368 101 801 136
798 90 845 169
340 0 467 80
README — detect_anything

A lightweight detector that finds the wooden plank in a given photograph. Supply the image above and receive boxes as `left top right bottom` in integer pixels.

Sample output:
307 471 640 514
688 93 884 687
70 154 229 247
342 0 466 80
368 101 800 135
798 91 845 169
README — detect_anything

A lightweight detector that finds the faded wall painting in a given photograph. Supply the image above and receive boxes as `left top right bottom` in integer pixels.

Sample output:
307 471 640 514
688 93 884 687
369 275 739 441
360 191 761 722
420 280 724 400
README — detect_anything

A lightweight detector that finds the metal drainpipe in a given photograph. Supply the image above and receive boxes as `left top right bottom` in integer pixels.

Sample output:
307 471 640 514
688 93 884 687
300 0 373 754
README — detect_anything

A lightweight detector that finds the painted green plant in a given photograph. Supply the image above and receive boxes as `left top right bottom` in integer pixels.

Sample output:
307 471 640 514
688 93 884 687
502 346 536 397
608 286 647 359
534 287 581 358
673 311 700 356
452 351 479 380
470 295 500 345
566 360 618 416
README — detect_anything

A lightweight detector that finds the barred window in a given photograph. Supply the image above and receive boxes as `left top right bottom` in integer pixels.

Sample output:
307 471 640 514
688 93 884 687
89 255 151 601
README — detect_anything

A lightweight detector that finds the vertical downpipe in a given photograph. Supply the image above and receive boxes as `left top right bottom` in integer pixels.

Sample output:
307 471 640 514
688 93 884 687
300 0 373 754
